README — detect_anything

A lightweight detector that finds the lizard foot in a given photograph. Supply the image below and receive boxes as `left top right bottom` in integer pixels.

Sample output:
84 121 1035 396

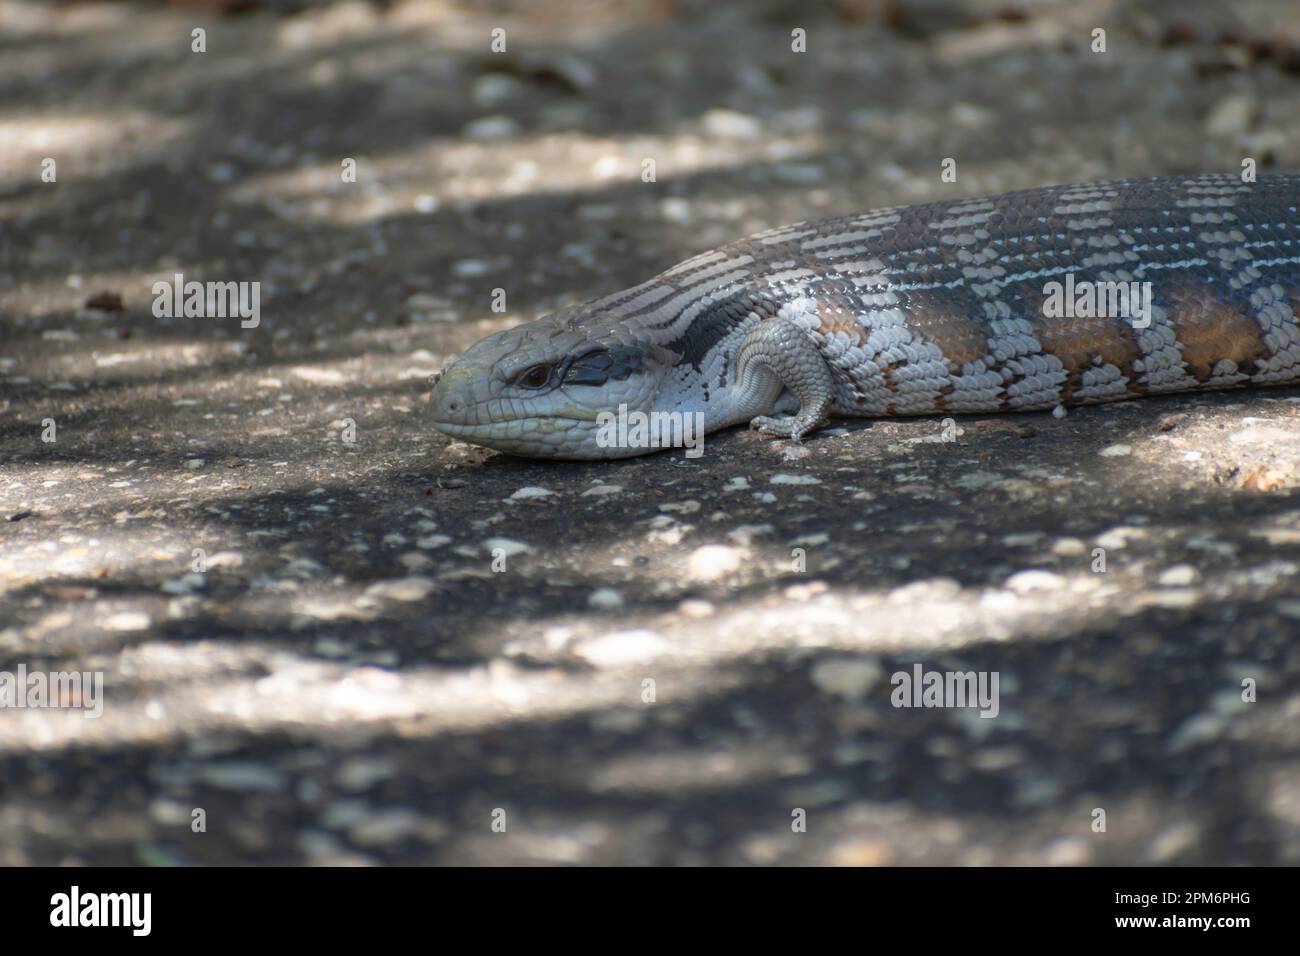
750 413 818 441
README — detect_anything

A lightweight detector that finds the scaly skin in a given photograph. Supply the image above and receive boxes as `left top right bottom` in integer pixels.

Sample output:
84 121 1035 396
431 174 1300 459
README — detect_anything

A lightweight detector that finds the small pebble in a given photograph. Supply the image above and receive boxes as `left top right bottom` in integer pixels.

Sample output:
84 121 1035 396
770 474 821 486
1158 565 1200 587
484 537 530 557
573 630 669 668
810 657 883 701
588 587 624 610
701 108 762 139
200 763 285 792
508 486 554 501
463 115 520 140
687 544 744 581
1005 570 1066 594
365 577 434 602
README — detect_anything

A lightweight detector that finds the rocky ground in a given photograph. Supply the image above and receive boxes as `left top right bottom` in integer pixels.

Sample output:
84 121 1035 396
2 0 1300 864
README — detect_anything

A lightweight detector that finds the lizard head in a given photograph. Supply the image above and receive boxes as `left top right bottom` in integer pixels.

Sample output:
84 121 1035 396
430 310 680 459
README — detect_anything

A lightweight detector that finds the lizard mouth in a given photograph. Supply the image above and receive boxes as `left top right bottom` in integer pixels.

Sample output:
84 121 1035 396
431 415 591 435
431 402 601 430
432 409 595 443
431 415 611 459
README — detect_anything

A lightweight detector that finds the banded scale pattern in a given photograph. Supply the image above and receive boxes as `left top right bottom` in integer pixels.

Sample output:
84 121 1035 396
603 174 1300 416
431 174 1300 458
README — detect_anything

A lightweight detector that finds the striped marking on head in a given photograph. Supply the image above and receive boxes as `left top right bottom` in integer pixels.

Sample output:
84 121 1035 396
637 269 754 334
665 294 763 372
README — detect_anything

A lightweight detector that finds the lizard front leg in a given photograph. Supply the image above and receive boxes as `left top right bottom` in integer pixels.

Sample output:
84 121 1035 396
733 317 836 441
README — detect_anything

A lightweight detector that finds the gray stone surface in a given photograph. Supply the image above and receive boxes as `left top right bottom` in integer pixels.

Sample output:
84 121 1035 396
2 0 1299 865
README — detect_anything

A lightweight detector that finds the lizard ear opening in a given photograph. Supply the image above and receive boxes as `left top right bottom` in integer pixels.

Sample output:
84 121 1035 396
561 345 656 387
561 349 616 386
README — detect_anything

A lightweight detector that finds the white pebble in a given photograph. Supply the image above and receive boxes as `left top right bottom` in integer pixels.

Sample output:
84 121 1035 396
200 763 285 792
770 473 821 486
102 611 150 632
1158 565 1200 587
365 577 434 602
687 544 744 581
1051 537 1087 557
678 599 715 618
810 657 883 701
463 115 520 140
484 537 530 557
588 587 625 610
702 108 762 139
1004 570 1066 594
573 630 669 668
727 524 773 547
508 486 554 501
161 573 205 595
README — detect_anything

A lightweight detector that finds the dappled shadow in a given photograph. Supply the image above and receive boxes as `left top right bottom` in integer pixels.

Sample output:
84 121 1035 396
0 607 1293 863
5 0 1300 864
7 381 1300 676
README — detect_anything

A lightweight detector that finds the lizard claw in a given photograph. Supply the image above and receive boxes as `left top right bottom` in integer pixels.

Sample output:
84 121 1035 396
750 415 813 441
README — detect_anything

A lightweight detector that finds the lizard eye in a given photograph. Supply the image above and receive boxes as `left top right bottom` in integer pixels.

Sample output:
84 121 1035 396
516 363 553 389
